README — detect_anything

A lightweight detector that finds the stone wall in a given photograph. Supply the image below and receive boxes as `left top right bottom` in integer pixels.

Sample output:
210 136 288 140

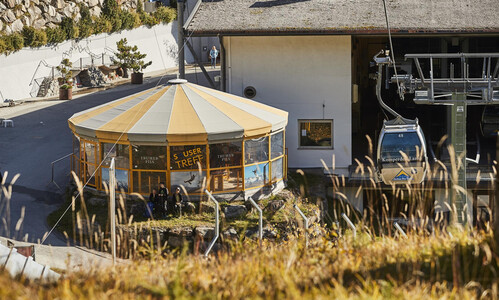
0 0 139 34
0 22 187 100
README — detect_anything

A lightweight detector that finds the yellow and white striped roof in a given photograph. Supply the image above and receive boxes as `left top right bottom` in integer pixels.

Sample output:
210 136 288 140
68 80 288 144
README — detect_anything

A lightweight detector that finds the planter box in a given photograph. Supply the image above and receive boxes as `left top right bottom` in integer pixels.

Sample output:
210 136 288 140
131 72 144 84
59 88 73 100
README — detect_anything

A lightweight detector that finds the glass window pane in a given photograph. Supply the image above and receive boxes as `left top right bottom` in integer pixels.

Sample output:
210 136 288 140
299 121 332 147
271 131 284 159
73 135 80 158
170 145 206 170
271 157 284 181
132 171 167 194
244 137 269 165
102 167 129 192
86 163 96 186
244 162 269 189
132 145 167 170
209 142 242 168
210 168 243 192
102 143 130 169
380 132 422 162
84 142 96 164
171 171 206 194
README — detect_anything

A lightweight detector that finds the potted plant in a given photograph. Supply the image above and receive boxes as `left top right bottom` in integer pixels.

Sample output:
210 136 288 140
113 38 152 84
57 58 73 100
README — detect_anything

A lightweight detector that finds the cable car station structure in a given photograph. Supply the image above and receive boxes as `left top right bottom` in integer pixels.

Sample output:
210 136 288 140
373 51 499 224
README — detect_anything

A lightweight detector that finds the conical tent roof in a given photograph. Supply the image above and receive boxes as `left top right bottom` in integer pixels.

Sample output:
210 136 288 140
68 80 288 143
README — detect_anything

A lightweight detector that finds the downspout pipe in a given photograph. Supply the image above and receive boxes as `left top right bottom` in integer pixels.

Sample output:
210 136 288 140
177 0 185 79
218 34 226 91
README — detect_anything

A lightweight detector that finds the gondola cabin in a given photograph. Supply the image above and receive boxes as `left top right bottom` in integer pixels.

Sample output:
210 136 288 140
377 117 428 185
481 106 499 137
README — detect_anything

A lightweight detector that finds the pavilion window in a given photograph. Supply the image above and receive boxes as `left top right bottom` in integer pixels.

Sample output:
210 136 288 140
102 143 130 169
132 145 167 170
244 137 269 165
72 135 80 177
271 131 284 159
80 140 98 187
271 157 284 182
210 168 242 192
132 171 167 194
102 168 129 192
244 162 269 189
170 170 206 194
209 141 243 192
209 142 242 168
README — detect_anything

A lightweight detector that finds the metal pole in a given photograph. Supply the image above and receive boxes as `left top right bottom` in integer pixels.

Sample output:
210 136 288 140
393 222 408 239
177 0 185 79
293 204 308 247
451 92 467 224
109 158 116 265
341 213 356 238
204 190 219 257
247 197 263 246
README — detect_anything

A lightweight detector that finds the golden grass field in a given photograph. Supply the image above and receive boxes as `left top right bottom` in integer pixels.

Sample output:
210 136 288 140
1 225 498 299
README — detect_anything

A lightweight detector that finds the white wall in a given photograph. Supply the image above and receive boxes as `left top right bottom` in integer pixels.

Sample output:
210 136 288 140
0 22 191 100
225 35 352 172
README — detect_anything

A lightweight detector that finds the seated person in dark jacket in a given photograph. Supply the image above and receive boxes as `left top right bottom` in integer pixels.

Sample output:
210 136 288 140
169 187 182 215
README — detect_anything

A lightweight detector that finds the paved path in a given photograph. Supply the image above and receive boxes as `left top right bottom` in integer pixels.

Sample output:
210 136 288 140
0 67 219 246
0 237 121 272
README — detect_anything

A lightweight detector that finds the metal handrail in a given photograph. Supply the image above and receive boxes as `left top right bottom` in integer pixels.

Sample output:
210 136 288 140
394 222 408 239
247 197 263 246
50 153 73 191
204 190 219 257
293 204 308 247
341 213 357 238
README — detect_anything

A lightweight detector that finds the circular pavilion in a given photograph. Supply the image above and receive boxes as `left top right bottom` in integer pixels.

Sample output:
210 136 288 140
68 79 288 199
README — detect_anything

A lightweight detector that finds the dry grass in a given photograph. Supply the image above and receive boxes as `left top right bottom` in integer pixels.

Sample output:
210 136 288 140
0 227 497 299
3 140 499 298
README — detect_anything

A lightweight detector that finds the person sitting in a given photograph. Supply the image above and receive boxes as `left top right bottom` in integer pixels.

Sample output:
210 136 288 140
170 187 183 216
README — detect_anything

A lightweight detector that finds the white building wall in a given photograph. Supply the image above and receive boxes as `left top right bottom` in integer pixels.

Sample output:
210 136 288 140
225 35 352 172
0 23 189 101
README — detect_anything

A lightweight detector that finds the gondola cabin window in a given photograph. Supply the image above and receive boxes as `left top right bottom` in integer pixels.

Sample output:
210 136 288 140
380 132 422 163
298 120 333 149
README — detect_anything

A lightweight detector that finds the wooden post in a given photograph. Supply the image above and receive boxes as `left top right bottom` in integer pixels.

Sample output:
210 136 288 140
109 158 116 265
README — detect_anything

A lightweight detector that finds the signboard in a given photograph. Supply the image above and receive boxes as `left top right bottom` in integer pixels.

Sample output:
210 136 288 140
170 145 206 170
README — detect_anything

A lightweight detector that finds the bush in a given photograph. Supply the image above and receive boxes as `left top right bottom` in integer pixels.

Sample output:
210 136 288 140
3 33 24 53
78 5 93 38
60 17 78 40
102 0 119 19
45 27 66 44
141 13 158 28
22 26 47 48
154 6 176 24
136 0 144 14
93 17 113 34
120 9 136 30
0 38 7 55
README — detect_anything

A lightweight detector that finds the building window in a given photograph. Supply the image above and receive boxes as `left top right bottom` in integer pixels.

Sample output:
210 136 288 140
298 120 333 149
